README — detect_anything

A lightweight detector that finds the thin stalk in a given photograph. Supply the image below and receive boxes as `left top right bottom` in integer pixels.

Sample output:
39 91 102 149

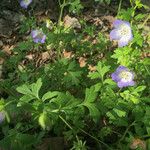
144 65 150 75
119 121 135 143
58 0 66 26
79 128 112 150
117 0 123 17
141 14 150 29
59 115 73 130
59 115 112 150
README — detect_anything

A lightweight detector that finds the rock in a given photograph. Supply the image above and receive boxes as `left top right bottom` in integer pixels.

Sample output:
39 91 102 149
2 10 23 24
0 19 13 37
0 10 24 37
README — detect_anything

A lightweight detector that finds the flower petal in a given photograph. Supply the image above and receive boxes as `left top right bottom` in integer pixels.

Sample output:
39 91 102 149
31 30 38 38
128 81 135 86
33 38 39 43
116 66 128 72
117 81 128 88
110 29 121 40
118 37 130 47
117 80 135 88
111 72 120 82
113 20 124 28
41 35 46 43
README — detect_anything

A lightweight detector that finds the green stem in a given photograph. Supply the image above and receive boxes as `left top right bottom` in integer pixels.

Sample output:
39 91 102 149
141 14 150 28
58 0 66 26
79 128 112 149
144 65 150 75
59 115 73 130
119 121 135 143
59 115 112 150
117 0 122 17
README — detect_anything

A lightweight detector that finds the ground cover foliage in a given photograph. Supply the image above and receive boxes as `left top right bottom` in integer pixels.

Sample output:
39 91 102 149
0 0 150 149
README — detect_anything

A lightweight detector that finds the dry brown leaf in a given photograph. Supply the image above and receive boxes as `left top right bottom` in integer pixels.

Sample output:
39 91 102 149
64 15 81 29
2 45 14 55
63 50 73 59
130 138 146 150
42 51 50 61
88 64 96 72
25 53 34 60
79 57 87 67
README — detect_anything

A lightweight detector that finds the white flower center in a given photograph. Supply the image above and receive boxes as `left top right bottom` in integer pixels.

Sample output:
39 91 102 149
119 24 131 36
36 31 44 39
119 71 133 82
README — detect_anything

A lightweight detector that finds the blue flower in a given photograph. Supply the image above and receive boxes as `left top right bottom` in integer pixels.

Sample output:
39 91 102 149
20 0 32 9
31 30 46 44
110 20 133 47
111 66 135 88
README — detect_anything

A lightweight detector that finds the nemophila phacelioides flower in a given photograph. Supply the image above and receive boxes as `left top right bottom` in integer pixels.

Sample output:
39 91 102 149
110 20 133 47
111 66 135 88
31 29 46 44
20 0 32 9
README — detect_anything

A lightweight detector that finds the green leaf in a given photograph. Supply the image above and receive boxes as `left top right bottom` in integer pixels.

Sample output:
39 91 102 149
113 108 126 117
84 86 98 103
134 86 146 93
88 72 100 79
96 62 110 79
42 91 59 102
83 103 100 122
130 95 139 104
38 112 50 130
19 94 35 103
103 79 115 85
111 47 132 66
31 78 42 99
16 84 32 95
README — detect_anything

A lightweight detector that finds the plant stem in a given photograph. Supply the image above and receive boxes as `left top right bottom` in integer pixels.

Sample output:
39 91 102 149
58 0 66 26
59 115 73 130
141 14 150 28
119 121 135 143
117 0 122 17
59 115 112 150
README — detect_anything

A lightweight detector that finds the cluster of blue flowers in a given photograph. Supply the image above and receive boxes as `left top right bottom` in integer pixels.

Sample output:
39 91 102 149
19 1 135 89
110 19 135 88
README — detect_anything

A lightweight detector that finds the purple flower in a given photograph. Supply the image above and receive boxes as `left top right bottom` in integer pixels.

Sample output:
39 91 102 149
31 30 46 44
111 66 135 88
110 20 133 47
0 112 5 123
20 0 32 9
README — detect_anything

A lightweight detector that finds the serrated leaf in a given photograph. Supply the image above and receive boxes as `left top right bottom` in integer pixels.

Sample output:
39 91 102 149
88 72 100 79
130 95 140 104
83 103 100 122
85 86 98 103
96 62 110 80
113 108 126 117
103 79 115 85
